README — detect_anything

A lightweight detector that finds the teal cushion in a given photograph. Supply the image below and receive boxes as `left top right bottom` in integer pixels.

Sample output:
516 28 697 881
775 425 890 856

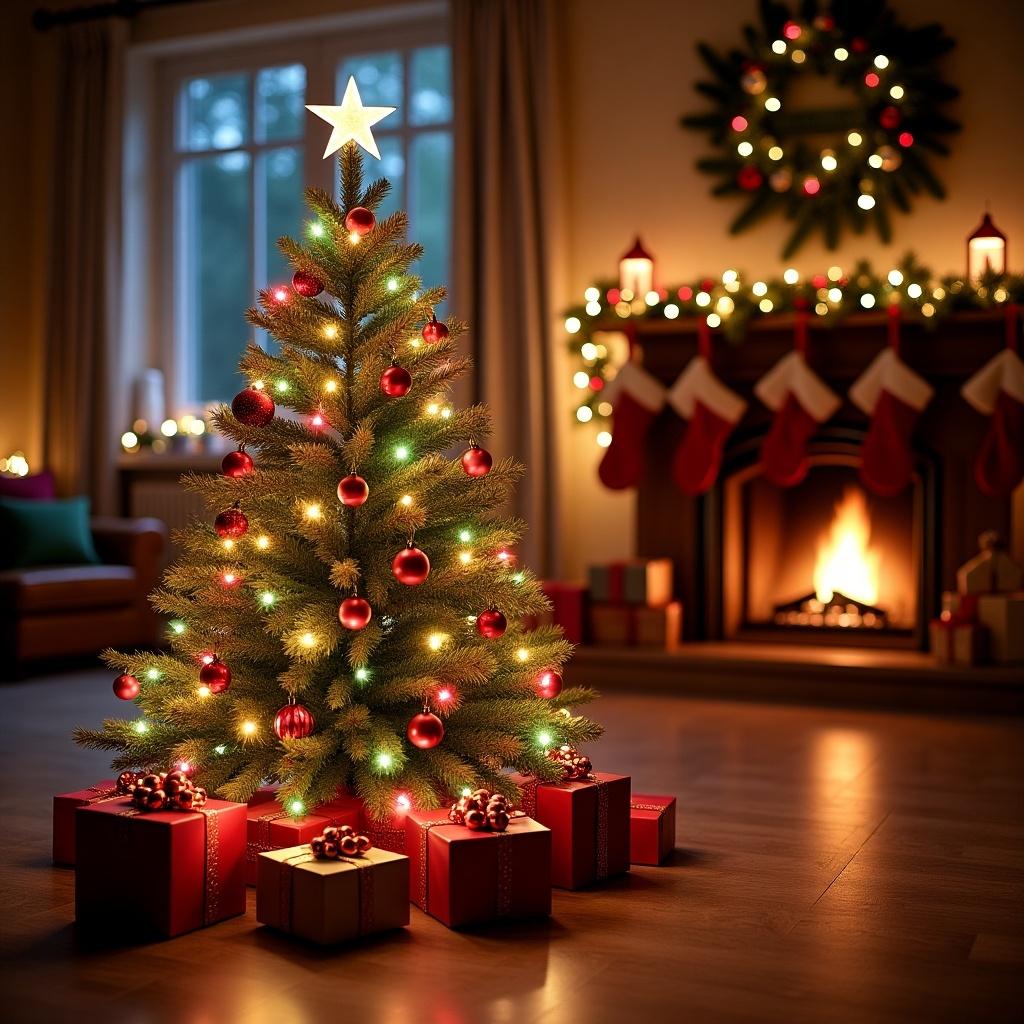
0 496 101 569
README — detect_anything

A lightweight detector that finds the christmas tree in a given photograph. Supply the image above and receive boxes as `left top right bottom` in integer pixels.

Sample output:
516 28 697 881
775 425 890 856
76 80 600 821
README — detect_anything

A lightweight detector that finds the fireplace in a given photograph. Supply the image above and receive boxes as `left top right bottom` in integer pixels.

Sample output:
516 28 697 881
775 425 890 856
719 430 929 648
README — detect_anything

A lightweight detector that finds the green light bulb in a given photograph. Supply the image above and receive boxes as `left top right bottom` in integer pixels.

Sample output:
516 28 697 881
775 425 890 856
355 667 370 683
458 529 472 543
376 752 393 769
289 799 305 814
537 730 552 747
394 444 410 461
261 591 275 607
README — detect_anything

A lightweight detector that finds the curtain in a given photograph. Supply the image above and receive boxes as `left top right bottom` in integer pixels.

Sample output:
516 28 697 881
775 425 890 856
452 0 568 575
43 20 125 513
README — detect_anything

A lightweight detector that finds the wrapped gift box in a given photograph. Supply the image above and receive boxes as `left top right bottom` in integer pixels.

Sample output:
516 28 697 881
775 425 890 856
635 602 683 650
590 603 634 646
53 779 119 866
365 811 409 854
940 591 979 620
506 771 630 889
589 559 673 606
929 617 988 666
543 581 588 644
629 794 676 865
75 797 246 939
406 810 551 928
976 593 1024 663
257 845 409 944
246 795 363 885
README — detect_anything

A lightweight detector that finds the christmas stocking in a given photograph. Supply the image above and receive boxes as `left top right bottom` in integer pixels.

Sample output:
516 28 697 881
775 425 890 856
598 361 667 490
849 348 934 497
962 348 1024 496
667 356 747 496
754 351 840 487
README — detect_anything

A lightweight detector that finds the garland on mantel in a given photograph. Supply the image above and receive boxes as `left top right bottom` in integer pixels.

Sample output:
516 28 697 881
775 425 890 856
564 254 1024 442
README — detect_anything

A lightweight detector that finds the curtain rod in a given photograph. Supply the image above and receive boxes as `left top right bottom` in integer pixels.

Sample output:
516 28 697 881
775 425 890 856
33 0 208 32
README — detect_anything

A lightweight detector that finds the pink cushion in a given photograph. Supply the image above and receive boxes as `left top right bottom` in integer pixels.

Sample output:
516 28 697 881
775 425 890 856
0 471 57 499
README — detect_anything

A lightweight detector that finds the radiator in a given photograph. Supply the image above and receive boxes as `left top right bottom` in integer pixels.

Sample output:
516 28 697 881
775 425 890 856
129 481 206 564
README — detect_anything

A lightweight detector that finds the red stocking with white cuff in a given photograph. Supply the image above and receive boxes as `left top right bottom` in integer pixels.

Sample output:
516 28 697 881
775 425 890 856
849 349 934 497
755 351 840 487
961 347 1024 496
667 356 747 496
597 361 667 490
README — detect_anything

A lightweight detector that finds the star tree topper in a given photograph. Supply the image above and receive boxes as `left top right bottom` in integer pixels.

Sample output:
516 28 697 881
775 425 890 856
306 76 396 160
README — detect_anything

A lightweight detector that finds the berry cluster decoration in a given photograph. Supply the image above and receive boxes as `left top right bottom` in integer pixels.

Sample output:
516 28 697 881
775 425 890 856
449 789 511 832
548 744 593 781
310 823 372 859
681 0 959 255
130 769 208 812
116 770 141 794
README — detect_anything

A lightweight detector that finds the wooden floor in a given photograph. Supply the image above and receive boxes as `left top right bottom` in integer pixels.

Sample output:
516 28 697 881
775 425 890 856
2 667 1023 1022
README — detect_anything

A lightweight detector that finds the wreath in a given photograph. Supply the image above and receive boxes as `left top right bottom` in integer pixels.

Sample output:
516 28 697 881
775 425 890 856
682 0 959 256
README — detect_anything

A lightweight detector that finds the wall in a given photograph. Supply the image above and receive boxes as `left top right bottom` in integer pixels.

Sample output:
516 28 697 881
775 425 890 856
555 0 1024 579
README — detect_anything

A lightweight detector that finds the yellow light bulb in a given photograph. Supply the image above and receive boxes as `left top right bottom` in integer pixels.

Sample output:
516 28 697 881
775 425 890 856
427 633 445 651
323 325 338 340
324 379 338 393
197 685 211 698
222 538 235 551
301 632 316 647
252 380 265 390
305 504 321 520
241 720 257 736
459 551 472 565
256 535 270 550
516 648 530 662
349 231 360 244
426 402 440 415
400 494 413 507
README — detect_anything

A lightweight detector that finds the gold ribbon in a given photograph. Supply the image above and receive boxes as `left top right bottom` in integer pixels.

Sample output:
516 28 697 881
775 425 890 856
630 802 668 812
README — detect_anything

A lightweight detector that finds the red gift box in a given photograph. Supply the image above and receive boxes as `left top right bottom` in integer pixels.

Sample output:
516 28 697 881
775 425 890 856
365 811 409 854
246 795 363 885
406 809 551 928
630 794 676 865
544 581 588 644
507 771 630 889
75 797 246 938
53 779 120 866
929 615 987 666
248 784 280 806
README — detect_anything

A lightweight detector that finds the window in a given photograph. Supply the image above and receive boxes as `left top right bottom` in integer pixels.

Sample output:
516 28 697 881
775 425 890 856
163 28 452 406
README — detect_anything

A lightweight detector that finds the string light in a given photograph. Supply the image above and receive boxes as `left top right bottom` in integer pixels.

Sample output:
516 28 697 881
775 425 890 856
752 281 768 296
427 633 446 651
664 303 679 319
461 787 472 798
768 146 783 161
273 287 288 302
737 141 753 157
201 653 215 665
395 794 412 812
874 54 890 69
516 647 530 662
121 431 139 450
791 49 806 64
221 570 240 587
323 324 338 340
584 286 600 302
437 688 453 703
214 744 227 755
324 379 338 392
458 551 473 566
458 529 473 543
783 268 799 284
146 668 160 681
887 269 904 286
834 47 849 61
858 195 876 210
706 313 722 328
304 503 321 520
252 380 265 390
890 85 904 100
300 632 316 647
759 298 774 313
290 800 305 814
580 342 598 359
497 548 513 564
309 222 324 238
256 535 270 550
644 290 660 306
695 291 711 307
241 720 258 737
860 294 876 309
376 752 393 769
771 39 786 54
537 730 552 747
847 132 863 147
197 685 211 698
260 591 275 607
596 430 612 448
907 283 922 298
394 444 410 461
349 231 360 244
565 316 581 334
276 380 289 394
577 407 593 423
764 97 781 112
161 419 178 437
827 266 843 281
512 571 526 584
827 287 842 303
399 494 413 507
354 667 370 683
573 371 589 388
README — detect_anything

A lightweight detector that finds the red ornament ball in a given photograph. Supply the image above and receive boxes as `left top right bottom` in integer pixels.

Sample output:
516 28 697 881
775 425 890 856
344 206 376 236
421 315 449 345
392 543 431 586
113 673 140 700
232 387 275 427
292 269 325 297
476 608 507 639
200 658 231 694
273 703 315 740
221 449 254 478
737 166 763 192
380 364 413 397
535 668 564 699
215 506 248 539
337 474 369 507
339 596 373 631
461 444 493 478
407 711 445 750
879 105 901 130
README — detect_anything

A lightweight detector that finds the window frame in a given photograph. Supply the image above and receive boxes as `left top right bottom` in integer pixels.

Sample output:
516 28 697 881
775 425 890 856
152 14 451 412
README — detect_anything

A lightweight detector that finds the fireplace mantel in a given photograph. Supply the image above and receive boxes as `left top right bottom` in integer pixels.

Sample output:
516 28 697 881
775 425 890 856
600 309 1020 652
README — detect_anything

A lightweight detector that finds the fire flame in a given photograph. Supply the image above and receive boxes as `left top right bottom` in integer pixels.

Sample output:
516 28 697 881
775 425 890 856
813 487 880 606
